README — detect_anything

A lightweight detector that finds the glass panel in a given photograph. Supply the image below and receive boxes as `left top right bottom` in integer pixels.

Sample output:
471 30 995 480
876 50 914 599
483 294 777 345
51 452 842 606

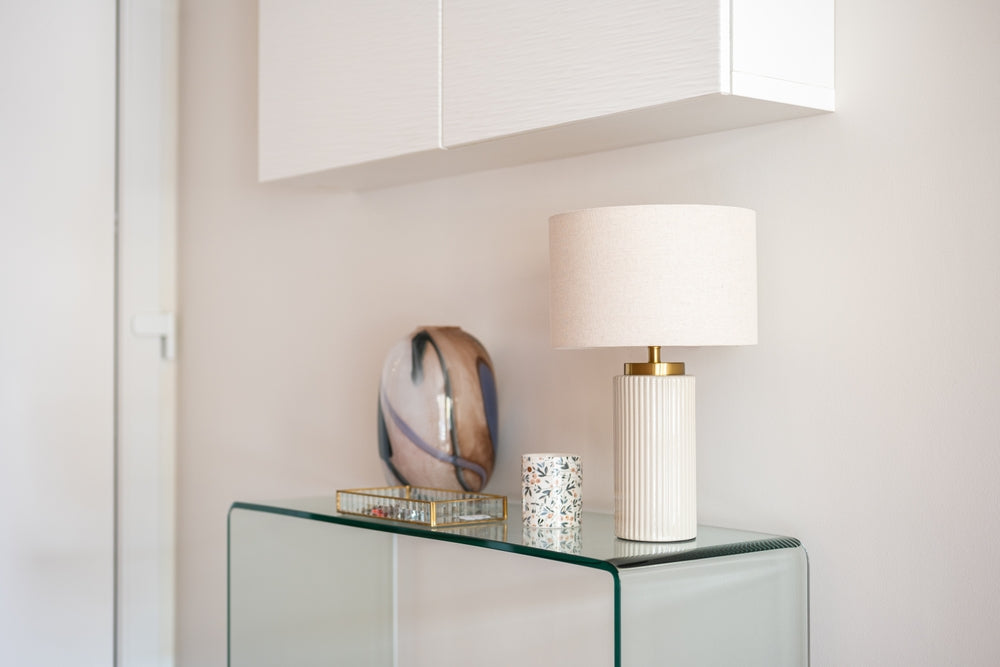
395 537 615 667
228 508 395 666
619 547 809 666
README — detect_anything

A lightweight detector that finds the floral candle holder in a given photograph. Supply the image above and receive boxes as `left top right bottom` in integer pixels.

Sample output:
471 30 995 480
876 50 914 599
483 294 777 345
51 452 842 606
521 453 582 528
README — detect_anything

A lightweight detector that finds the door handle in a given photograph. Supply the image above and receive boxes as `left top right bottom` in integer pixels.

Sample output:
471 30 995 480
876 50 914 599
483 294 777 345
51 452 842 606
131 312 176 361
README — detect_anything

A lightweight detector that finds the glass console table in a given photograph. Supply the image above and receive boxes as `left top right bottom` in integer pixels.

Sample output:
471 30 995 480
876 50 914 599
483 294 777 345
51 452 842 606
229 497 808 666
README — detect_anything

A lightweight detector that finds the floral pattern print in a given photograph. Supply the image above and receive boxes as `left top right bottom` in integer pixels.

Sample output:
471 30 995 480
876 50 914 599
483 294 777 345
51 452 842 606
521 524 583 555
521 454 582 528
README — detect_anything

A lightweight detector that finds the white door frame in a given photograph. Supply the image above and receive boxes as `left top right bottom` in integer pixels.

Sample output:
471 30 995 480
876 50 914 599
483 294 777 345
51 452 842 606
117 1 178 665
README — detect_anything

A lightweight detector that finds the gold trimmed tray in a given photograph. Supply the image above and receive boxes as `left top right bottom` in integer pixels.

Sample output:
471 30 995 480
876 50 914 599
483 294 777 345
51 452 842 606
336 485 507 527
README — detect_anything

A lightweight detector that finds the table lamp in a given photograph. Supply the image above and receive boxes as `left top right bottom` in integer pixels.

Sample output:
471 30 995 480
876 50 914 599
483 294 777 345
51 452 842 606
548 205 757 542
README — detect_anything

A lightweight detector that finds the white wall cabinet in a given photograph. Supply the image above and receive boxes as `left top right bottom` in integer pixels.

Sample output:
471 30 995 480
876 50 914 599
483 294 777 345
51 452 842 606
259 0 834 189
258 0 440 181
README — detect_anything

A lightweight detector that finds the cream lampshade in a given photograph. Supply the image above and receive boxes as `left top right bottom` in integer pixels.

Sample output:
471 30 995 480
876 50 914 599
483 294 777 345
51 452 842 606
549 205 757 542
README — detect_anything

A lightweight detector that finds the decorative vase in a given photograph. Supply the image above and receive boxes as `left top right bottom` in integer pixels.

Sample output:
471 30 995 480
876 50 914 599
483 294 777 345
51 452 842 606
377 326 498 492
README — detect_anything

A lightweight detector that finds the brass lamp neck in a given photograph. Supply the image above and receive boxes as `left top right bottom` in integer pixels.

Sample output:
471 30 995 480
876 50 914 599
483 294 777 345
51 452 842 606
624 346 685 376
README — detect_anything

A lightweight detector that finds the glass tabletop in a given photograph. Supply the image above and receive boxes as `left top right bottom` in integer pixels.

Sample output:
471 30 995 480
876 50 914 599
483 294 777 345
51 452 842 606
231 496 799 571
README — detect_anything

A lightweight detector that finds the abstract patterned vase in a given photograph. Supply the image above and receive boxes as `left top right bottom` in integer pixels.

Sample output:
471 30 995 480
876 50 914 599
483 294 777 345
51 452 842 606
378 326 498 492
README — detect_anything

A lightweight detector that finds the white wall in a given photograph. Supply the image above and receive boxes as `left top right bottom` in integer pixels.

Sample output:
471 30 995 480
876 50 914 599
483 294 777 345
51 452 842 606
178 1 1000 665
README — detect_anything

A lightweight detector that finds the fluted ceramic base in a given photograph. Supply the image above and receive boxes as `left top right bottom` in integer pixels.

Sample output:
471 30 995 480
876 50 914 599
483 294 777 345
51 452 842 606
613 374 696 542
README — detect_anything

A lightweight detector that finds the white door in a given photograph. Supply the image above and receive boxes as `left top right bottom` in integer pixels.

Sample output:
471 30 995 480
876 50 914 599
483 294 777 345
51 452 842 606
0 2 176 665
0 2 117 664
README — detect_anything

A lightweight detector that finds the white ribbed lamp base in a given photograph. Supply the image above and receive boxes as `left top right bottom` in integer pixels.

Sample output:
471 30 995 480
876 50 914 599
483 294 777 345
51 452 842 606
613 374 696 542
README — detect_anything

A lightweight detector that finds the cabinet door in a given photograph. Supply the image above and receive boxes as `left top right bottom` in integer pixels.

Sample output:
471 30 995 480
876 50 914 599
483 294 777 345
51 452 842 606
442 0 725 148
259 0 440 181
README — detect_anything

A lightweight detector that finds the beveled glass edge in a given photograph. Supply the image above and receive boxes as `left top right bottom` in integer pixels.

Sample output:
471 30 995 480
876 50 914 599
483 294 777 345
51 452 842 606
230 501 620 573
228 501 624 667
226 505 232 667
609 536 803 569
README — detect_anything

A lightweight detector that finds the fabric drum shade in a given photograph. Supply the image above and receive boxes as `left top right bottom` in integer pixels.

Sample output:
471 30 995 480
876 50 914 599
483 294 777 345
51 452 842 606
548 205 757 349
